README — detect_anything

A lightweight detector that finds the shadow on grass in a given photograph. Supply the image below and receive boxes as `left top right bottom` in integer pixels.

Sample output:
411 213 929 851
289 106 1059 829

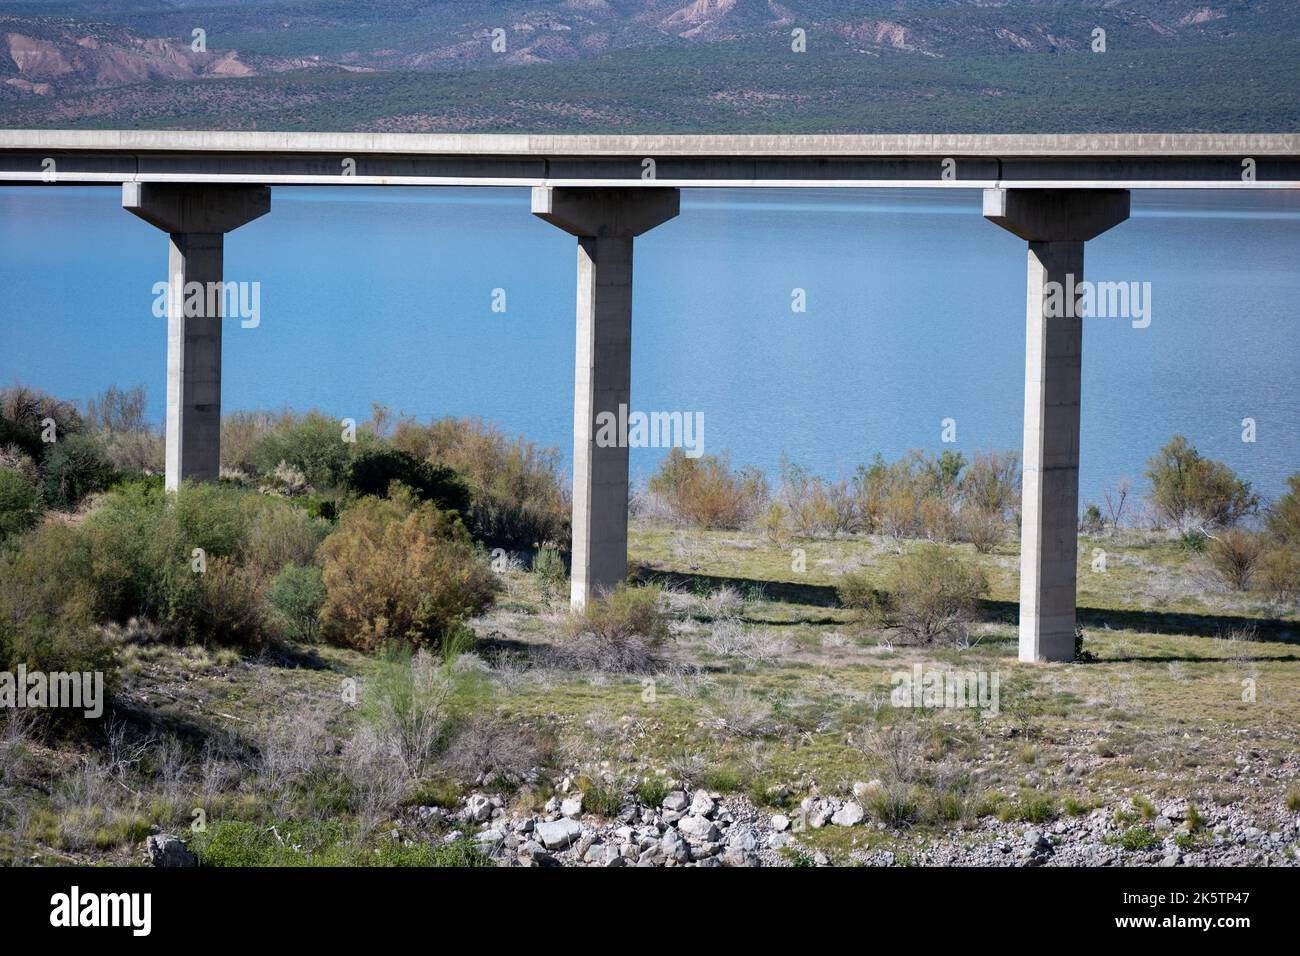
637 567 1300 647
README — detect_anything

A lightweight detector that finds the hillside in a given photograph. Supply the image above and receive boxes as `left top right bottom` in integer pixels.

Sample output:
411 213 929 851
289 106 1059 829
0 0 1296 131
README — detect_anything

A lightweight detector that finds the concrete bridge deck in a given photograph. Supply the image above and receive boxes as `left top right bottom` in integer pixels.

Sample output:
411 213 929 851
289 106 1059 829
1 131 1298 188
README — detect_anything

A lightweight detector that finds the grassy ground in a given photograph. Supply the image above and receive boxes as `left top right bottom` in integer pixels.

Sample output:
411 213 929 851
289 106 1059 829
2 519 1297 866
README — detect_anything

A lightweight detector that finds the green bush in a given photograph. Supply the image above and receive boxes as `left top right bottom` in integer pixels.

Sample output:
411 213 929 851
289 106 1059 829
1107 827 1160 852
1080 503 1105 534
267 564 326 642
564 583 669 647
319 489 498 651
875 544 989 644
531 544 567 602
1146 435 1258 531
836 569 882 611
252 412 376 490
1268 473 1300 545
245 501 329 577
0 468 43 543
0 524 118 693
346 447 470 515
82 482 270 647
42 434 118 510
1257 547 1300 603
194 818 490 867
393 416 569 552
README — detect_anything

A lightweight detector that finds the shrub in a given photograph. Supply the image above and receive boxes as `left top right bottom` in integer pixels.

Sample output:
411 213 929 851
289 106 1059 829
81 482 269 647
997 792 1057 824
1080 504 1105 534
440 714 542 786
876 544 988 644
1207 529 1263 591
0 468 43 543
1256 547 1300 603
253 412 375 489
0 386 82 462
648 449 766 530
1267 474 1300 544
531 544 567 603
1107 827 1160 852
319 490 498 651
42 434 118 510
777 460 858 538
83 385 163 476
865 784 920 828
634 777 672 808
393 416 569 553
855 450 971 539
0 524 118 693
959 450 1020 516
360 646 488 778
558 584 669 672
346 447 470 515
179 557 266 649
957 505 1006 554
836 569 881 611
220 411 277 474
245 500 329 577
1145 435 1258 531
565 583 668 645
267 564 326 642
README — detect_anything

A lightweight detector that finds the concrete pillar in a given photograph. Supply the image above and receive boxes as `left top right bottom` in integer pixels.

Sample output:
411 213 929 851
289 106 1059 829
532 186 679 608
984 189 1129 662
123 183 270 491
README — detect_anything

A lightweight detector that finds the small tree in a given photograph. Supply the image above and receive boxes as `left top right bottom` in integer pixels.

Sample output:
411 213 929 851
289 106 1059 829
877 544 989 645
1145 435 1257 532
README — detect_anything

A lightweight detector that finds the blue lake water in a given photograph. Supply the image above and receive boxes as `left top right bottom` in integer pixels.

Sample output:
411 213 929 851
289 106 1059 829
1 185 1297 509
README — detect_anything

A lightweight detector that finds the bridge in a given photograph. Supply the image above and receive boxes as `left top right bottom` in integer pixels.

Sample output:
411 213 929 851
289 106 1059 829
4 130 1297 663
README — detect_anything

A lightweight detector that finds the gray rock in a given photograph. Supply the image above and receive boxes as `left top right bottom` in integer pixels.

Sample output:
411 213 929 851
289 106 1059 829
662 791 689 812
535 818 583 850
678 815 721 843
561 795 584 819
466 794 493 823
771 814 791 832
689 791 716 818
661 829 691 863
832 802 865 827
517 839 550 862
146 834 196 868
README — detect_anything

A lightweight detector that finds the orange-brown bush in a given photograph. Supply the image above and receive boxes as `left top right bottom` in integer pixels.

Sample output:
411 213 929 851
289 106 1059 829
319 489 498 651
648 449 767 530
1207 528 1263 591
